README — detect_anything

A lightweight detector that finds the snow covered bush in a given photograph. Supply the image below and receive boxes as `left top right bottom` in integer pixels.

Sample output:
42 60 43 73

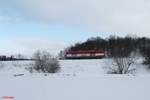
32 50 60 73
107 57 135 74
107 52 137 74
142 47 150 69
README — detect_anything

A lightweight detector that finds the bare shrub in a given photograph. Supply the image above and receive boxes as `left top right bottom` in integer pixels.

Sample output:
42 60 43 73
32 50 60 73
107 57 135 74
107 51 138 74
142 46 150 69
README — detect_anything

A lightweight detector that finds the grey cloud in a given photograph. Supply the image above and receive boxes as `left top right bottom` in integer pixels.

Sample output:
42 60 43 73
3 0 150 36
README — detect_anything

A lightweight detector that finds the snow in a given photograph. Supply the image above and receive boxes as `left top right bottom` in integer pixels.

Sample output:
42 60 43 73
1 74 150 100
0 59 150 100
60 59 107 75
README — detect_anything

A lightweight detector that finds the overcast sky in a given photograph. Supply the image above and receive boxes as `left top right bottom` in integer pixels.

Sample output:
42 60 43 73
0 0 150 56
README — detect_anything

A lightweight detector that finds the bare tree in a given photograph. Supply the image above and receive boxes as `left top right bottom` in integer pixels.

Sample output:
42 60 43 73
106 50 137 74
107 57 135 74
32 50 60 73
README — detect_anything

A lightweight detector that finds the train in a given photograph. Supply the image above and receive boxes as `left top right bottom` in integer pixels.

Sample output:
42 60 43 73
65 50 108 59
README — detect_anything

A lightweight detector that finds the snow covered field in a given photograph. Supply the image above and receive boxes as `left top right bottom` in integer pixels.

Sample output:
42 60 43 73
0 59 150 100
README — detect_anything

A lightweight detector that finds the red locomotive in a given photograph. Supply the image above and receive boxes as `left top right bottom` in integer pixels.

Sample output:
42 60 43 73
65 50 108 59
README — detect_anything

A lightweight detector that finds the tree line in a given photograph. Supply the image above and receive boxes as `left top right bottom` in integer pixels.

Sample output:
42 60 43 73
64 35 150 69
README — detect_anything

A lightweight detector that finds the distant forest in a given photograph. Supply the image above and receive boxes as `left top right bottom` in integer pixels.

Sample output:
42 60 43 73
64 35 150 63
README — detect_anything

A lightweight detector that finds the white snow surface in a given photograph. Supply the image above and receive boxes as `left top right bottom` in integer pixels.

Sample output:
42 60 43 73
0 59 150 100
